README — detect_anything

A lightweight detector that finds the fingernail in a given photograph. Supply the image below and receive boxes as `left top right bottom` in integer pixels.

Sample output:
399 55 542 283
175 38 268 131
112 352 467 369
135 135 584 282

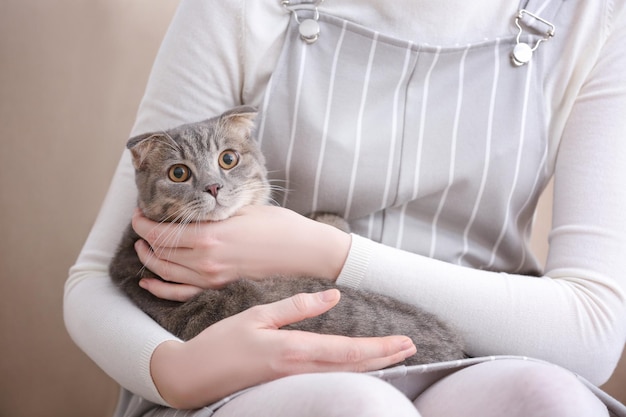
401 338 414 350
138 279 147 289
318 289 340 303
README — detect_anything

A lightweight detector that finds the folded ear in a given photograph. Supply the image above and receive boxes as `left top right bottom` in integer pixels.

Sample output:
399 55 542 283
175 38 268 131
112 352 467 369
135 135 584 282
218 106 258 139
126 132 169 170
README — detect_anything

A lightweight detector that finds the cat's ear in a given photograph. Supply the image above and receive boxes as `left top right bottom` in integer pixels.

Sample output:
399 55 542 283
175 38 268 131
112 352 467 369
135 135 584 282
126 132 168 170
218 106 258 139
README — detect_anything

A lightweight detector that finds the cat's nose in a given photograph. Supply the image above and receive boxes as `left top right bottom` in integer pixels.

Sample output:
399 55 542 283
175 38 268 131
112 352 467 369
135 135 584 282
205 183 222 198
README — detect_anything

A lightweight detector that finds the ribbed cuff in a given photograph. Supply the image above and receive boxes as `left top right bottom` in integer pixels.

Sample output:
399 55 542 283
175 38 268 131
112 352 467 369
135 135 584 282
335 234 373 289
139 336 183 406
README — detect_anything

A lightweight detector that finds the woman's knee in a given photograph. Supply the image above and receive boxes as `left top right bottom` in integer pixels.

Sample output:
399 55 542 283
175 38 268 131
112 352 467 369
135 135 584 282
509 361 607 416
216 372 420 417
415 359 607 417
315 373 420 417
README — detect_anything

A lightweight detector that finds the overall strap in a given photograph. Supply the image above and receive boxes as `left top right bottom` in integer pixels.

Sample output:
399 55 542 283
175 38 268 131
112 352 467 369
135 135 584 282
512 0 566 65
281 0 325 43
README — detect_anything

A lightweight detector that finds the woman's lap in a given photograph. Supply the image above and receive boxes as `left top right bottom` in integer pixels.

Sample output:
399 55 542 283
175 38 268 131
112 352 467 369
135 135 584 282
213 372 420 417
143 358 609 417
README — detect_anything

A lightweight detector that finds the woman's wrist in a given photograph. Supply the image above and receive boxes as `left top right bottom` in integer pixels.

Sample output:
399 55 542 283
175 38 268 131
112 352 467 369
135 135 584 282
150 323 269 409
304 218 352 281
150 340 192 408
151 338 232 409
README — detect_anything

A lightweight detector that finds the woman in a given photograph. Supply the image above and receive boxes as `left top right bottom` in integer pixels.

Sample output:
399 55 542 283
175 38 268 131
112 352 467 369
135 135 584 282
65 0 626 415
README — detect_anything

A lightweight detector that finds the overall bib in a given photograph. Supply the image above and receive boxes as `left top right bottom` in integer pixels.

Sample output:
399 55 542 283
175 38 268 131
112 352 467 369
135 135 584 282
116 1 626 415
260 0 560 275
254 3 626 413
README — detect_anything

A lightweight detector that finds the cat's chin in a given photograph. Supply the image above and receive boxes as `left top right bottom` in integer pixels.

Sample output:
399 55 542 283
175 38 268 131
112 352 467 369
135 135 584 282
199 206 238 222
203 213 232 222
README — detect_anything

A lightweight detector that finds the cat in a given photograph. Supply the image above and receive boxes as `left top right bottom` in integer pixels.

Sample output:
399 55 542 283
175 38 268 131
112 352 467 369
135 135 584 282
109 106 466 366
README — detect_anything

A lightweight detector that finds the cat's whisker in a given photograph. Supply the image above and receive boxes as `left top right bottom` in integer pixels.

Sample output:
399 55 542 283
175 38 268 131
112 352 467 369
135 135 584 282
265 169 284 177
148 207 200 270
156 131 182 153
267 179 291 194
267 180 287 188
136 217 189 277
239 184 273 195
268 185 289 195
266 196 283 207
143 222 176 258
145 208 197 262
267 178 290 188
227 180 287 208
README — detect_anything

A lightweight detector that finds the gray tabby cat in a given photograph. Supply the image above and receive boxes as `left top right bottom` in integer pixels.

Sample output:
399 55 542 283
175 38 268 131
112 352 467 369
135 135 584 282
109 106 466 366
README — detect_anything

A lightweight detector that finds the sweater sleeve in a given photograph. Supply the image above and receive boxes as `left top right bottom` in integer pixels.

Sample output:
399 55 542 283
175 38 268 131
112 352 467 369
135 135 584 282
338 1 626 386
64 152 178 405
63 0 262 405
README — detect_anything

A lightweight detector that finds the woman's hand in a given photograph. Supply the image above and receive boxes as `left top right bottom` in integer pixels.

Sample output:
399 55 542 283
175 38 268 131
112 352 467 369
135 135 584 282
132 205 351 301
151 289 417 409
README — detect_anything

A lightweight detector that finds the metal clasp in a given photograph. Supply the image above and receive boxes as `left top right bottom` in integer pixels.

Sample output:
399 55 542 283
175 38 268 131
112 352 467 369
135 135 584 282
511 9 556 66
281 0 324 44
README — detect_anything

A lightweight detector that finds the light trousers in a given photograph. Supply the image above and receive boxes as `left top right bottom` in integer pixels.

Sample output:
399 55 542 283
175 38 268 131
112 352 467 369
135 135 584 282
209 359 608 417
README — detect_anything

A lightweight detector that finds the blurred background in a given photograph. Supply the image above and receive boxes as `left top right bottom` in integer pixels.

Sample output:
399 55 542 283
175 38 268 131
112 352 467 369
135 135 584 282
0 1 179 415
0 1 623 416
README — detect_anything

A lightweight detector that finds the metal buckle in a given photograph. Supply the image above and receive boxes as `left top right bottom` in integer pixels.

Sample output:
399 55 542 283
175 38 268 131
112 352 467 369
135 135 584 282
511 9 556 66
281 0 324 44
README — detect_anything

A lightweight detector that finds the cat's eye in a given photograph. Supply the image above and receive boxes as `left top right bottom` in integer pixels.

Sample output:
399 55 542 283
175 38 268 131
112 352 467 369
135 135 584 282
168 164 191 182
218 149 240 170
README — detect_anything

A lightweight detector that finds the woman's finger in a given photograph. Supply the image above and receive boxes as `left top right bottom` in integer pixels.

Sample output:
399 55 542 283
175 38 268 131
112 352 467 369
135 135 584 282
139 278 203 302
286 332 416 371
249 290 342 329
134 239 195 283
132 209 200 249
135 235 200 270
242 291 417 371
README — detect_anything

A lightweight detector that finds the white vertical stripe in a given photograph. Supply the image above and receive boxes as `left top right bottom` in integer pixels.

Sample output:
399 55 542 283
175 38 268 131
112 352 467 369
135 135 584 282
256 73 275 147
282 45 308 207
344 33 379 219
396 47 440 249
535 0 554 16
430 45 470 258
312 21 347 213
513 138 549 272
458 39 501 265
411 47 441 201
367 212 375 239
486 59 534 268
382 41 413 210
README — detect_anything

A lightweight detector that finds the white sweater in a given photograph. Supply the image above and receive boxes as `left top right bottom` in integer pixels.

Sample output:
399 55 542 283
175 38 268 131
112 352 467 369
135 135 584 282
65 0 626 406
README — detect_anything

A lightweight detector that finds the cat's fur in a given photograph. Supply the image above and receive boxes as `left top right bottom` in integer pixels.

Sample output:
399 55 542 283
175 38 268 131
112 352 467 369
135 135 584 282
109 106 466 366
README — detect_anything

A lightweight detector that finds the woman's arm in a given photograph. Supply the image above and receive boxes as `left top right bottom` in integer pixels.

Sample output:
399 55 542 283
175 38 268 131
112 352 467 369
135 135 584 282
65 0 274 403
64 1 415 408
343 3 626 384
60 0 256 405
150 289 415 409
64 152 174 404
65 0 250 403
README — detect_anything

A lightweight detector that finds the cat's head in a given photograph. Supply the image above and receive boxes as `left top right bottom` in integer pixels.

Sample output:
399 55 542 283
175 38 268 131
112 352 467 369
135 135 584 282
127 106 270 222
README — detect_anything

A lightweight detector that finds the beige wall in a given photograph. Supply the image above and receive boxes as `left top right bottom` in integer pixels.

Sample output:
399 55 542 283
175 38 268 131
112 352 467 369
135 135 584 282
0 1 179 416
0 1 622 416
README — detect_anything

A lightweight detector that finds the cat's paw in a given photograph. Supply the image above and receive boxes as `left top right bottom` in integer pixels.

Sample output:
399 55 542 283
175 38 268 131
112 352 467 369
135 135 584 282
306 212 351 233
